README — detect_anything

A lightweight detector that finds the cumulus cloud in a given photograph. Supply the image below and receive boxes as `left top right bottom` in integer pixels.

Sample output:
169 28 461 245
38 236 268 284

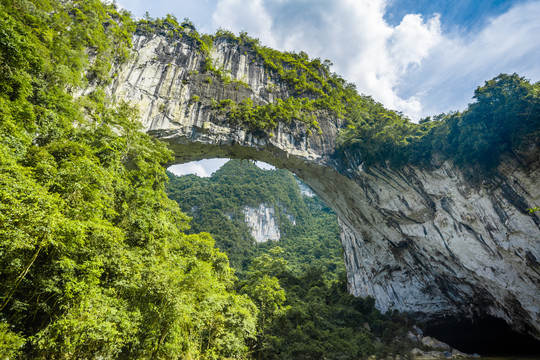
213 0 276 46
255 161 276 170
211 0 442 119
168 163 210 177
399 1 540 118
168 159 230 177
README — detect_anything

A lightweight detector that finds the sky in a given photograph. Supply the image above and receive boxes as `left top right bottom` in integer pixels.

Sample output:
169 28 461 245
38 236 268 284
168 159 275 177
117 0 540 177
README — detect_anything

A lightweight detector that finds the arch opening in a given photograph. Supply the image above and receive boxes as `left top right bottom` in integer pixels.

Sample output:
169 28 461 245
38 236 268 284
164 156 343 276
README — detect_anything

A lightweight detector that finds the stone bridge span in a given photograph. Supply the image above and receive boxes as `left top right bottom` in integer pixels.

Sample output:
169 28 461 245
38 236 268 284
91 33 540 337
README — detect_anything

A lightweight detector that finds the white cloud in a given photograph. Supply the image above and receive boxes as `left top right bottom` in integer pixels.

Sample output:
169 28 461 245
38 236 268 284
118 0 219 33
168 159 230 177
168 159 277 177
386 1 540 118
389 14 441 69
255 161 276 170
168 163 210 177
211 0 442 120
213 0 276 46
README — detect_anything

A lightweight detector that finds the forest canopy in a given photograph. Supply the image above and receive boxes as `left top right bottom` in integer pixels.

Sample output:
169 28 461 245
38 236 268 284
1 0 538 358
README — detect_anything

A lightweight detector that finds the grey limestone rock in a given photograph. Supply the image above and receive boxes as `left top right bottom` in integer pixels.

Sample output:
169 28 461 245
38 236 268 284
243 204 280 243
421 336 452 351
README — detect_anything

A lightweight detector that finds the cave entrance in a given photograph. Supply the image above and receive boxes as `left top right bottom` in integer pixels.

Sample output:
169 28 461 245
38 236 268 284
423 315 540 357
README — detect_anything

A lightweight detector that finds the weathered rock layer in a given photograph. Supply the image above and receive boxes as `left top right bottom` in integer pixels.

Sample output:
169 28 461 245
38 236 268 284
92 32 540 337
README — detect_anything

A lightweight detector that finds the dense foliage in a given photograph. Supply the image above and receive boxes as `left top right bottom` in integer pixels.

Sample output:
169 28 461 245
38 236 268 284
2 0 538 358
413 74 540 171
167 161 416 359
0 1 257 358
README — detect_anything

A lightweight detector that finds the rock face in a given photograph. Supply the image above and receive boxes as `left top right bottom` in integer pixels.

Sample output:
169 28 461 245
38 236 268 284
338 158 540 339
243 204 281 243
93 32 540 338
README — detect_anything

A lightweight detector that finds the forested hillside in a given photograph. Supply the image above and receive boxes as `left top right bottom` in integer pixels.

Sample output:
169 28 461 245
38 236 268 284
1 0 538 358
166 160 417 359
166 160 343 275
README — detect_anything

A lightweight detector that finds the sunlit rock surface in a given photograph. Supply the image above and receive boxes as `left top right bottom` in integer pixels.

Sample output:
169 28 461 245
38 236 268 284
243 204 280 243
92 32 540 338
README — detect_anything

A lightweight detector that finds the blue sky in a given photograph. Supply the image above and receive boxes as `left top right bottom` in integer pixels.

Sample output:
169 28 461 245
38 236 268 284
384 0 526 31
117 0 540 177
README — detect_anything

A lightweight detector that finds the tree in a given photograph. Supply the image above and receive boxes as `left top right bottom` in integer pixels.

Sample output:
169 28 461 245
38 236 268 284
0 2 258 358
239 248 288 356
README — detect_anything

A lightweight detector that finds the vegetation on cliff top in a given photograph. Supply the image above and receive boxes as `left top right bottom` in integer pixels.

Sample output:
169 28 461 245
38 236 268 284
138 15 540 172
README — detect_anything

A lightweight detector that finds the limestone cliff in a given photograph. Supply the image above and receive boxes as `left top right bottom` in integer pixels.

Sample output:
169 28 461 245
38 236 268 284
337 156 540 337
243 204 281 243
91 31 540 338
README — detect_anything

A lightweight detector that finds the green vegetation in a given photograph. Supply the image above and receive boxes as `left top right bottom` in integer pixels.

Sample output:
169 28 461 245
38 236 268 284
167 160 417 359
211 97 321 133
328 73 539 171
353 73 540 174
261 268 413 359
0 1 256 358
2 0 538 358
212 29 340 98
429 74 540 170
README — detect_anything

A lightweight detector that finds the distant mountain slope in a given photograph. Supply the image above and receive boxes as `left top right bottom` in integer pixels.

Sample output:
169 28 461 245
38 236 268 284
166 159 343 276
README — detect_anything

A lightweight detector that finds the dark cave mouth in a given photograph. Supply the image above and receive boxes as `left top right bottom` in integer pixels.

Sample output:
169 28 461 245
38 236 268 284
423 315 540 356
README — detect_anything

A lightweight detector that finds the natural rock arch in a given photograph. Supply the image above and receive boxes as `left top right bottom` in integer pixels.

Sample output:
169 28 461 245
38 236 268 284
91 33 540 337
